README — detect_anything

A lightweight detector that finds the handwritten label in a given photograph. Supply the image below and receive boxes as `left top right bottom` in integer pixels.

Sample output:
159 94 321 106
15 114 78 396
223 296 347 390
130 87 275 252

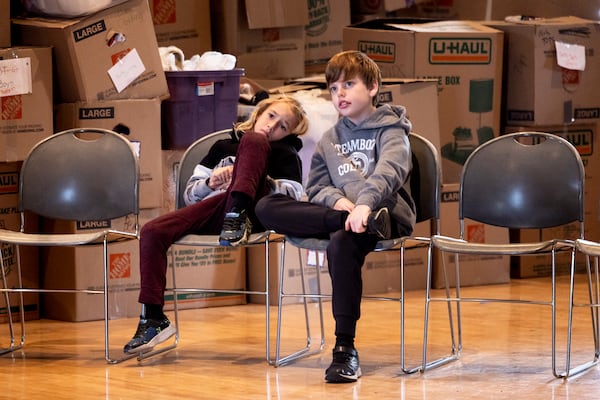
0 58 32 97
555 41 586 71
107 48 146 93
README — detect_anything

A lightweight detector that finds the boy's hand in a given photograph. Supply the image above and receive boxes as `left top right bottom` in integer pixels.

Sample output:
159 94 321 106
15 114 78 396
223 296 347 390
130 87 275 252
208 165 233 190
345 204 371 234
333 197 355 212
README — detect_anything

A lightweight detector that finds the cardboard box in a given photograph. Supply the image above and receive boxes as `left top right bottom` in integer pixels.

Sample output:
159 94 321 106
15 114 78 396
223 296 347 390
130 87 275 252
40 216 141 322
210 0 309 79
0 46 53 162
150 0 212 59
0 0 10 47
305 0 351 73
54 99 164 209
378 78 441 151
413 0 600 21
486 17 600 127
12 0 169 102
433 183 510 288
247 221 432 305
164 245 247 311
506 123 600 278
352 0 428 13
0 161 40 323
343 19 504 183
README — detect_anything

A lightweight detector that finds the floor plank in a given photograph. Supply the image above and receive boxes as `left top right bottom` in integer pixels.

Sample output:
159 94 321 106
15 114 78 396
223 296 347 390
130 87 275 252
1 276 600 399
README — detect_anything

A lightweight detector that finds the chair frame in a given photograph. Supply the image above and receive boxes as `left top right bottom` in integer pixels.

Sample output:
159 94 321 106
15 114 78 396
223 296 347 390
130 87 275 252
136 130 284 364
423 131 589 378
273 132 455 372
0 128 140 364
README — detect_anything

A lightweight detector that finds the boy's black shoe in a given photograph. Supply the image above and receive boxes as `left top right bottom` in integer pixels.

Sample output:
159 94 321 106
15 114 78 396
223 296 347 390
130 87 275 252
324 345 362 383
219 208 252 246
123 316 176 354
367 207 391 240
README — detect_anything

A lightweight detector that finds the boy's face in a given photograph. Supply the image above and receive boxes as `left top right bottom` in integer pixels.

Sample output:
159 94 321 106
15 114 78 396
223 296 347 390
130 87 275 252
253 102 298 142
328 74 378 124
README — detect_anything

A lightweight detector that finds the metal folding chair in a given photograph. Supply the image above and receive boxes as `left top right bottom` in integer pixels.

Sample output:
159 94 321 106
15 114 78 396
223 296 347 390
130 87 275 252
137 130 284 364
273 132 454 373
424 131 588 378
0 128 140 363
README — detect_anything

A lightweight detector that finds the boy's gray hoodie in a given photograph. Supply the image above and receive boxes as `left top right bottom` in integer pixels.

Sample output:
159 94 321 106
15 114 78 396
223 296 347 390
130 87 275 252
306 103 416 234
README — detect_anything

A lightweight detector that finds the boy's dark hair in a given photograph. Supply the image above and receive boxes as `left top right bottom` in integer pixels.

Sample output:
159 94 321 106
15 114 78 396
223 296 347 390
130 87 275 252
325 50 382 106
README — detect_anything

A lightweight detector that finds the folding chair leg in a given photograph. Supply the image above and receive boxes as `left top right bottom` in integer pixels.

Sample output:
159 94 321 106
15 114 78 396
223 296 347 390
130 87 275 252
554 249 600 378
0 250 25 355
274 240 324 366
421 250 461 373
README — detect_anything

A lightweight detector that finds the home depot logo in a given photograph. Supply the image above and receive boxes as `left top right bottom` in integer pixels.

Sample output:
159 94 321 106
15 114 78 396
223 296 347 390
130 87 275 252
466 223 486 243
1 95 22 120
152 0 176 25
358 41 395 63
429 38 492 64
0 172 18 194
110 252 131 279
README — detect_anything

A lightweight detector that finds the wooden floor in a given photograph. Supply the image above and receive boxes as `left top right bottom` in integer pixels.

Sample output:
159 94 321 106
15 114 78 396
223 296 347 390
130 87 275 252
1 276 600 399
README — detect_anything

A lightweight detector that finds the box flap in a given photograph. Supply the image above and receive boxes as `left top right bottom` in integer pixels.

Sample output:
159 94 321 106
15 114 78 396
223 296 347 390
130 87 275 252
245 0 308 29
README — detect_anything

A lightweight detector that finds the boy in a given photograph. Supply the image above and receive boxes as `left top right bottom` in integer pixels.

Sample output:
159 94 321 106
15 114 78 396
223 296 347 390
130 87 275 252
255 51 415 383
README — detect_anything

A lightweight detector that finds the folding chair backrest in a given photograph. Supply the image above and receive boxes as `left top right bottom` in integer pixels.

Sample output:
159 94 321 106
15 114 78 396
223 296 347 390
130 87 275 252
459 131 585 229
409 132 441 229
19 128 139 221
175 130 232 209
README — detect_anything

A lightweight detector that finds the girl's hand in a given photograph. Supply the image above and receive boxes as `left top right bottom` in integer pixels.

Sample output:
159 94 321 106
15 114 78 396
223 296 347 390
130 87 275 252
208 165 233 190
333 197 354 212
345 204 371 234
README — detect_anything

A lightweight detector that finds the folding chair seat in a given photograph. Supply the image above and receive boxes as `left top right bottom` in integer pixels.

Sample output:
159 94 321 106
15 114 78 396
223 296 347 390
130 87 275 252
424 131 589 378
273 132 456 372
0 128 140 363
139 129 284 364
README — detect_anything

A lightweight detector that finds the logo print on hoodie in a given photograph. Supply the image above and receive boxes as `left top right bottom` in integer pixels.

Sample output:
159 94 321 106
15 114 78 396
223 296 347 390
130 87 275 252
335 138 376 177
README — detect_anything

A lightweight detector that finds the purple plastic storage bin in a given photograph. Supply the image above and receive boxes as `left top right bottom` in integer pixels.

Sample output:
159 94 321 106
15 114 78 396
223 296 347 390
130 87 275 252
161 68 245 149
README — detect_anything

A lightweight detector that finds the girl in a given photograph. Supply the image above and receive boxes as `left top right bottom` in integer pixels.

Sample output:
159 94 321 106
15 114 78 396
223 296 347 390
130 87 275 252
124 95 309 354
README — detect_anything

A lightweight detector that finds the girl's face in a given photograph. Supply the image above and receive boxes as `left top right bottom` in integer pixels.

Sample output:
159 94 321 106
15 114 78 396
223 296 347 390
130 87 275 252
328 75 378 124
253 102 299 142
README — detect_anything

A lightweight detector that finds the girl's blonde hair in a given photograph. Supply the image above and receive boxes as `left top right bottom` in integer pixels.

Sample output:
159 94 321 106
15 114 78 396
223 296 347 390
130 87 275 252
325 50 382 106
235 95 309 136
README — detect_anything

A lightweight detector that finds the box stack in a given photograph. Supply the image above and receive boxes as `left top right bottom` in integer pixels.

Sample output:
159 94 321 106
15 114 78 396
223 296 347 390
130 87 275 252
486 16 600 278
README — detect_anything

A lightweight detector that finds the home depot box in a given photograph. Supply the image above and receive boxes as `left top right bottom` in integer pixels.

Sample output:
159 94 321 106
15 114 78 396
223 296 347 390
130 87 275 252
344 19 503 183
40 216 141 322
0 46 53 162
151 0 212 59
304 0 350 74
12 0 169 102
433 183 510 288
0 0 10 47
247 220 431 305
164 245 247 311
54 99 164 209
487 17 600 127
210 0 308 79
507 123 600 278
0 161 39 323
